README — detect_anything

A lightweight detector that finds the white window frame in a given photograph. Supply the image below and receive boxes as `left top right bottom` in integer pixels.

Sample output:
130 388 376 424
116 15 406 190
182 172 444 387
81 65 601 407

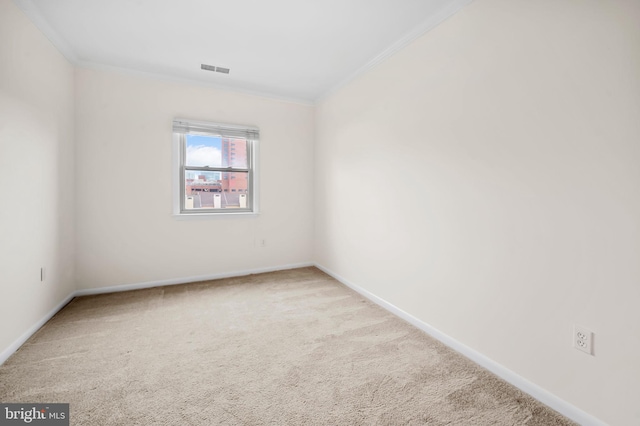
172 118 259 217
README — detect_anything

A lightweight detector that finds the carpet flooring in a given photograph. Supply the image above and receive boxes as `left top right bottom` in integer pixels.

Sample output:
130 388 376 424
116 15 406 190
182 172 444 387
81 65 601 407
0 267 575 425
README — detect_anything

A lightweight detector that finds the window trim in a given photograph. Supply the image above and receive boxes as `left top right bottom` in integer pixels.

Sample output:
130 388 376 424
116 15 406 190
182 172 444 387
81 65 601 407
172 119 259 217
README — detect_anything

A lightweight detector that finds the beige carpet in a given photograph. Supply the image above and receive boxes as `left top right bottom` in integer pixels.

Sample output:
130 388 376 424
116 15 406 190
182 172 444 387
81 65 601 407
0 267 574 425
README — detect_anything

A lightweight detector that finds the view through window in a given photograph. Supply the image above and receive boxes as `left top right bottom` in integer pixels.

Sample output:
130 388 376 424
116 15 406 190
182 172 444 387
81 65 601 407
174 120 258 214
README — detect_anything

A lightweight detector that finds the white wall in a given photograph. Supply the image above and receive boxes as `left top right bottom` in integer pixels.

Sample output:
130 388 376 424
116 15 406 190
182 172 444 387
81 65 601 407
3 0 639 423
75 68 314 289
0 0 75 354
315 0 640 424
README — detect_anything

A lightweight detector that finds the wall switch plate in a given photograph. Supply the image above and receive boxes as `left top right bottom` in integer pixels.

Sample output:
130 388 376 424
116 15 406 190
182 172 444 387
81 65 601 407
574 325 593 355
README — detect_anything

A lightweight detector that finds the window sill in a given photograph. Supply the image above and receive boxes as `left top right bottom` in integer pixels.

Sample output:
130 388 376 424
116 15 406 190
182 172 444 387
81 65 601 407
172 211 259 220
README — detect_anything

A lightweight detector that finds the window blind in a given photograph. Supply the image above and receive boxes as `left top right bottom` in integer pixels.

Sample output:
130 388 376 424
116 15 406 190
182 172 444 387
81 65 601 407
173 119 259 139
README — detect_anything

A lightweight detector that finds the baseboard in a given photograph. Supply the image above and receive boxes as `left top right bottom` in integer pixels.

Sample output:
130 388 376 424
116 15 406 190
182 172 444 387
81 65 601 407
75 262 315 297
0 293 75 366
1 262 314 366
1 261 606 425
313 263 607 426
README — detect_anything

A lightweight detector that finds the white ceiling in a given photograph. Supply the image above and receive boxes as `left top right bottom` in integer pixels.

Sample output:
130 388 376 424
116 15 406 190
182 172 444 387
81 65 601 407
13 0 471 103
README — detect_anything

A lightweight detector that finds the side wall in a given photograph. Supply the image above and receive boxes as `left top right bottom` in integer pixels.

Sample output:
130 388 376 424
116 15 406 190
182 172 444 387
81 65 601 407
0 0 76 358
314 0 640 424
75 68 315 289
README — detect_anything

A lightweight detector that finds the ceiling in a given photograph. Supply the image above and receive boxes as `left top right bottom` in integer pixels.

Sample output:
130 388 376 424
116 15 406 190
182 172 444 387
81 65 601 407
13 0 471 103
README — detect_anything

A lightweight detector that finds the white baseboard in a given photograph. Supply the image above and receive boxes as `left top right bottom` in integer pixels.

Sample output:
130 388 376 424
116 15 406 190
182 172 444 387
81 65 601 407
0 293 75 366
0 260 607 426
75 262 314 296
313 263 607 426
1 262 314 365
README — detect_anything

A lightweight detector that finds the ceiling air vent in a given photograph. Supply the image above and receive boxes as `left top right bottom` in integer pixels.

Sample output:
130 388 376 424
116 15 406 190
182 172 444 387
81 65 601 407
201 64 230 74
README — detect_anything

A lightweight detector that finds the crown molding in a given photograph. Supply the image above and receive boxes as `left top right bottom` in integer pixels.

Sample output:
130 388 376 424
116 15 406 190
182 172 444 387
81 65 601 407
12 0 78 63
13 0 472 106
316 0 474 103
75 60 315 106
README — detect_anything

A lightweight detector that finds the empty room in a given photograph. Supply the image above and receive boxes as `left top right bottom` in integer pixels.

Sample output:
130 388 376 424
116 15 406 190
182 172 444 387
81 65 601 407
1 0 638 424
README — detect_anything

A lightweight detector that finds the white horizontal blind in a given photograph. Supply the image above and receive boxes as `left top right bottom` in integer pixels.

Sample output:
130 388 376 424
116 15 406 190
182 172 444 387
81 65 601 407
173 119 259 139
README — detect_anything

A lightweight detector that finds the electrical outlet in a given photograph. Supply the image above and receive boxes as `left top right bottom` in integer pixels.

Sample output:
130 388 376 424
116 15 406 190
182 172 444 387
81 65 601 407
574 325 593 355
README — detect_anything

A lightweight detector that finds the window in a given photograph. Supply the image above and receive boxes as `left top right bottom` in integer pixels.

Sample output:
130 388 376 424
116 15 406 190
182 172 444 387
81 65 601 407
173 119 259 215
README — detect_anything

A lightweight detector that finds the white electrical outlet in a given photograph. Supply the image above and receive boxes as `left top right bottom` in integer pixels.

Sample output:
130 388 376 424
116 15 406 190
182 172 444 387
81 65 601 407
574 325 593 355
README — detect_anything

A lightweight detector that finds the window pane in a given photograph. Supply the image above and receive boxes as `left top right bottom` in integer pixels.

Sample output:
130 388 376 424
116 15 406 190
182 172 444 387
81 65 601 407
184 171 249 210
185 134 223 167
220 138 248 169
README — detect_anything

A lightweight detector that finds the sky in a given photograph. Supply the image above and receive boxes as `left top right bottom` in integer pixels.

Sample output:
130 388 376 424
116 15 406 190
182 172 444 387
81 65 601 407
185 134 222 167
